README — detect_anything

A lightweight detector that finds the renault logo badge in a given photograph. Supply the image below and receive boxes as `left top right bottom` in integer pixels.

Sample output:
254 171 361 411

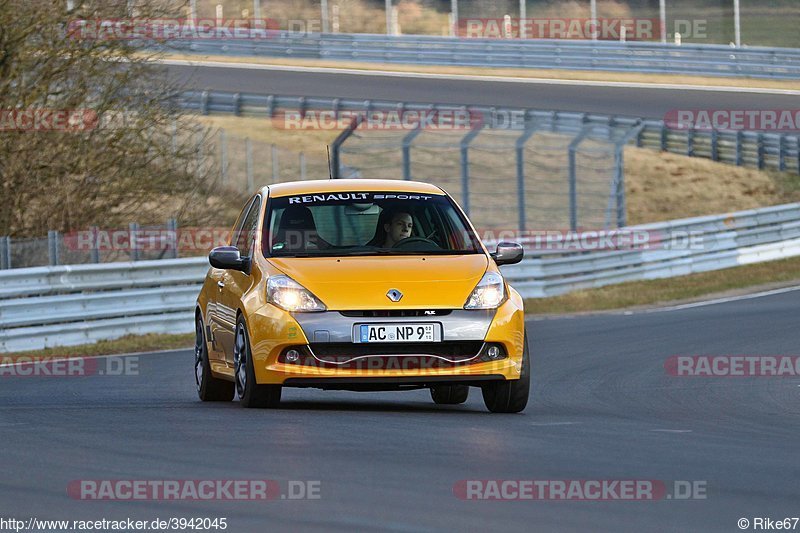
386 289 403 302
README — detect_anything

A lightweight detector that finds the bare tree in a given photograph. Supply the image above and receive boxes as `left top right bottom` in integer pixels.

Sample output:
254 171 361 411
0 0 237 237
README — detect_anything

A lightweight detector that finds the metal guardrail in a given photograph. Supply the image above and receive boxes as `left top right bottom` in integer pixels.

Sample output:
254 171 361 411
3 203 800 352
170 33 800 80
179 90 800 175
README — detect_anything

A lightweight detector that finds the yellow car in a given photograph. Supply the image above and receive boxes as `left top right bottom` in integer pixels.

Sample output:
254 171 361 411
194 179 529 413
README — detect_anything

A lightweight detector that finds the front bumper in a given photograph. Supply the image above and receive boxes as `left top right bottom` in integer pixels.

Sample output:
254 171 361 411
245 295 525 386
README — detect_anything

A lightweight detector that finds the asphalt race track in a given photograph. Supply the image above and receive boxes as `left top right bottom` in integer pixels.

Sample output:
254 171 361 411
2 289 798 532
164 63 800 118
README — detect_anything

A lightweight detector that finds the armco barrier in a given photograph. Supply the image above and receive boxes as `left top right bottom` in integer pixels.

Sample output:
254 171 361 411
2 204 800 351
167 33 800 80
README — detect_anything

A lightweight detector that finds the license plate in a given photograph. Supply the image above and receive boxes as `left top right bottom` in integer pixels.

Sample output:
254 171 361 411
354 323 441 343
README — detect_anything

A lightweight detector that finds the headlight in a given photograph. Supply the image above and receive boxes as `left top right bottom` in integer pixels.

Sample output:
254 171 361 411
267 275 327 312
464 271 506 310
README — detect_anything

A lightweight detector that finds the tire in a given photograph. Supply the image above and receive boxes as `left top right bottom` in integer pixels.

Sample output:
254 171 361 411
481 331 530 413
234 316 281 408
195 315 234 402
430 384 469 405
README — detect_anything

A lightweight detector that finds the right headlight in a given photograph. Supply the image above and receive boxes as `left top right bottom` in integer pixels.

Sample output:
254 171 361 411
267 275 327 312
463 271 506 310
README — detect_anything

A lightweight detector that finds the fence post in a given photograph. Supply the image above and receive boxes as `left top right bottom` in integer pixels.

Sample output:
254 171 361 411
686 128 695 157
660 123 668 152
129 222 140 262
401 126 423 181
90 226 100 263
757 133 765 169
48 230 60 266
515 120 538 234
299 152 307 180
246 137 254 192
271 144 279 183
567 127 593 232
459 125 484 216
167 218 178 259
219 129 227 184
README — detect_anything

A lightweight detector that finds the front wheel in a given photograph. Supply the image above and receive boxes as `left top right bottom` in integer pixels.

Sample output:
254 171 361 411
430 385 469 405
195 315 234 402
481 331 530 413
234 317 282 408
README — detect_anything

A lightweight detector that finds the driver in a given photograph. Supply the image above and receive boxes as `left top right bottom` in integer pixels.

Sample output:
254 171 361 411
381 211 413 248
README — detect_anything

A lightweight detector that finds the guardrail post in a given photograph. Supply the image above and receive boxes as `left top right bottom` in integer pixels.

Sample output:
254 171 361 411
735 131 743 166
266 95 275 117
90 226 100 263
797 137 800 174
129 222 140 262
167 218 178 259
757 133 765 169
687 128 695 157
232 92 241 116
201 90 209 115
710 129 719 161
0 236 9 269
300 152 307 180
271 144 279 183
401 125 423 181
298 97 307 118
660 123 668 152
459 125 484 216
778 134 786 172
331 98 340 119
48 230 60 266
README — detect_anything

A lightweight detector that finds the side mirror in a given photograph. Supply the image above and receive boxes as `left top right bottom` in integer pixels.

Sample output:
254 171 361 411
209 246 249 272
491 242 524 266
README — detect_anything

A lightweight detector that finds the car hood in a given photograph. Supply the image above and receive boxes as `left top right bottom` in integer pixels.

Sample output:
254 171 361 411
268 254 489 310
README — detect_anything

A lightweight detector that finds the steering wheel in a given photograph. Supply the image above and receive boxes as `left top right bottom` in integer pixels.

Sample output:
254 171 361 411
392 237 441 250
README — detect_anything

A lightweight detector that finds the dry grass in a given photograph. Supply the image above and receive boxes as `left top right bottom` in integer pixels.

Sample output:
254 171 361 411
524 255 800 315
3 334 194 359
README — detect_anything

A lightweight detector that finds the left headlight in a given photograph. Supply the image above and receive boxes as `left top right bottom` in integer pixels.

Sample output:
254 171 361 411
463 271 506 310
267 275 327 312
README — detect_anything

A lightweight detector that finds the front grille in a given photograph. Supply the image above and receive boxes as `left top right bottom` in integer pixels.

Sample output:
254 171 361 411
308 341 482 359
339 310 453 318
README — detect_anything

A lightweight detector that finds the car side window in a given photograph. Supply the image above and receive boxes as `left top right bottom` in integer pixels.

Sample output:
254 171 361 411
234 196 262 258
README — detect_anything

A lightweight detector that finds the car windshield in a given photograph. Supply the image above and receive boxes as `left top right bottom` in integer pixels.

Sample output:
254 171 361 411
264 191 483 257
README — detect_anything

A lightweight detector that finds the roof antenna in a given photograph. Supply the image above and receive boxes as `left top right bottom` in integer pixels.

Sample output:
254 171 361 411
326 145 333 179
